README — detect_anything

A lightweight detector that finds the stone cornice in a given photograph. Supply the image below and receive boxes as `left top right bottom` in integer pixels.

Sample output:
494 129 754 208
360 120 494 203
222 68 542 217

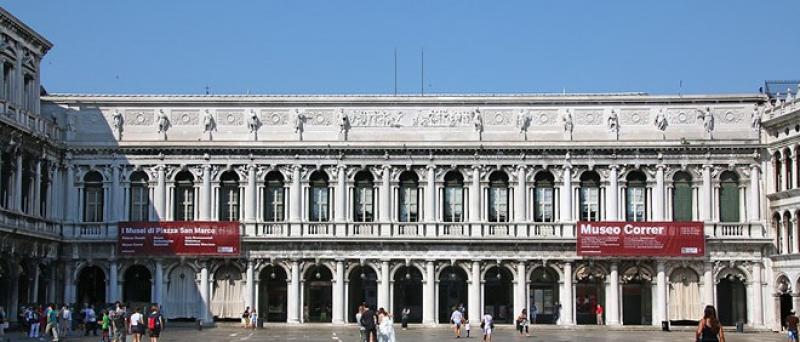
0 7 52 55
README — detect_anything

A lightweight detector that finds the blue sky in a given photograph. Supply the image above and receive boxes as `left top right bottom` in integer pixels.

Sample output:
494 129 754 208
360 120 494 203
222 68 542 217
3 1 798 95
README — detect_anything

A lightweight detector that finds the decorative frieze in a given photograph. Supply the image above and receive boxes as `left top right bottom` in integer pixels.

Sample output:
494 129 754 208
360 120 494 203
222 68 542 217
170 110 199 126
573 109 603 125
125 110 154 126
620 109 651 125
216 110 243 126
667 109 697 125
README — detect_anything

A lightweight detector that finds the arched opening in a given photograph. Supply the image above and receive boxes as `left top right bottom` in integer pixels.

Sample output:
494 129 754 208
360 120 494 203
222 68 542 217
174 170 195 221
484 266 514 323
304 265 333 322
129 171 150 221
258 265 288 322
123 264 152 304
263 171 285 222
672 171 693 221
165 265 200 319
786 212 795 254
625 171 647 222
347 265 378 322
575 265 606 325
211 265 244 319
621 266 652 325
83 171 104 222
487 171 510 223
77 265 106 306
533 171 555 222
308 171 330 222
219 171 240 221
529 267 559 324
774 213 785 254
438 266 468 323
443 171 465 222
397 171 420 222
776 276 792 330
0 152 13 208
579 171 601 221
393 266 423 323
16 262 30 305
775 151 783 192
716 271 747 326
719 171 740 223
668 267 701 324
353 170 375 222
785 148 794 190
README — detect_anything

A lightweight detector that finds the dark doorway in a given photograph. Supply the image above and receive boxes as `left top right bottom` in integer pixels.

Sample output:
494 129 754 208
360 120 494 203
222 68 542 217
36 264 48 304
622 280 652 325
717 277 747 326
485 266 514 324
77 266 106 305
123 265 152 304
0 262 9 309
529 267 559 324
781 294 793 329
393 266 423 323
576 276 605 325
304 265 332 322
17 263 30 305
438 266 468 323
258 266 287 322
348 266 378 322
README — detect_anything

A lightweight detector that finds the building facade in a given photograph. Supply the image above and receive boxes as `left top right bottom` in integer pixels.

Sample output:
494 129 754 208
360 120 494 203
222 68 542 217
0 7 796 329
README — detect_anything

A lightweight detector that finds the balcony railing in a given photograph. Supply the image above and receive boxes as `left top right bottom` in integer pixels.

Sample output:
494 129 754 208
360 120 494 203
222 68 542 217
0 207 61 237
349 223 379 236
710 222 764 238
304 223 333 236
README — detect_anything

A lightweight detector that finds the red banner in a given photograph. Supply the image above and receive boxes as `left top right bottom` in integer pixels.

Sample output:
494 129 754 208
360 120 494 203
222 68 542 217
118 221 241 256
577 221 704 257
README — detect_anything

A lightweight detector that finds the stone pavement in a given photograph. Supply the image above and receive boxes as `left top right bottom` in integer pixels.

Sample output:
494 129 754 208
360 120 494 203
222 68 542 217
0 324 788 342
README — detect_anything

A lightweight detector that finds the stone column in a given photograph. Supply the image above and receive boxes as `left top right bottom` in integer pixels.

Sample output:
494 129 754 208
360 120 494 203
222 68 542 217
110 163 120 221
703 262 714 306
792 149 799 189
246 261 255 310
654 165 665 221
607 262 620 325
64 262 74 304
199 165 212 220
750 164 761 221
515 262 527 317
469 260 481 320
14 153 22 211
470 166 481 223
562 261 574 325
423 260 436 325
200 265 210 323
379 260 390 310
380 166 391 222
783 156 790 191
332 260 345 324
335 166 346 236
109 259 118 302
515 166 526 222
607 165 619 220
425 166 436 236
154 260 163 305
701 165 712 222
752 262 763 326
155 165 166 220
656 261 667 324
33 159 41 215
287 260 301 324
31 263 40 303
245 165 257 222
561 165 573 223
47 263 57 303
290 165 301 222
66 165 76 222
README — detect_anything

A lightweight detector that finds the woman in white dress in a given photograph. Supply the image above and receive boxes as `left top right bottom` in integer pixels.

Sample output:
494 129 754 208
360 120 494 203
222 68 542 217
377 308 396 342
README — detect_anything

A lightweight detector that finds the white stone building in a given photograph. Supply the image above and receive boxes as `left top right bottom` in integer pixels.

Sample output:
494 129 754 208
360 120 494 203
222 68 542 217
0 6 796 330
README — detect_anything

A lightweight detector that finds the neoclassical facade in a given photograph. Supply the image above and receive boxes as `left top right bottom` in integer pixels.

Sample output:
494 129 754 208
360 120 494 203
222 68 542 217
0 6 797 330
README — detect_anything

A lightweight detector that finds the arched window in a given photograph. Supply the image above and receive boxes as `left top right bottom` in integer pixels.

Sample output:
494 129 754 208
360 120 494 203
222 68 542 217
785 212 794 254
626 171 647 222
534 171 555 222
263 171 285 222
443 171 464 222
3 62 13 101
39 161 49 217
774 213 784 254
579 171 601 221
174 171 195 221
0 151 12 208
488 171 510 223
129 171 149 221
719 171 740 223
398 171 419 222
83 171 104 222
672 171 693 221
775 152 783 192
219 171 240 221
309 171 329 222
786 149 794 190
353 170 375 222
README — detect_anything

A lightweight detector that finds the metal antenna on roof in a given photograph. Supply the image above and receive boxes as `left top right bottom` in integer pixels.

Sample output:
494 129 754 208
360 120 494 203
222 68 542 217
679 80 683 97
420 48 425 96
205 85 210 95
394 48 398 96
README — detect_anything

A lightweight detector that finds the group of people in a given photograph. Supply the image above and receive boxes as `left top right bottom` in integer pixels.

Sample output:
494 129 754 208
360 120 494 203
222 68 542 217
355 303 395 342
449 305 495 342
2 302 163 342
240 307 259 329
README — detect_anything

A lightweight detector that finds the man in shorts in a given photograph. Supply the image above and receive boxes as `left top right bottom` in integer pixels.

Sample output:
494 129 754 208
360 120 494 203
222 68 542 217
787 311 799 342
450 307 463 338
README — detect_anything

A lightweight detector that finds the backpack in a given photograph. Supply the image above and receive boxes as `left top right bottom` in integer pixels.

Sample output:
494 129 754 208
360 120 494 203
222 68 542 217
147 314 161 330
360 311 375 329
31 311 39 322
112 312 126 329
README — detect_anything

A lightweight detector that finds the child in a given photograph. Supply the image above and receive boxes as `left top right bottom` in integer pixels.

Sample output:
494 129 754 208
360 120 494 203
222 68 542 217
464 316 471 338
101 309 111 342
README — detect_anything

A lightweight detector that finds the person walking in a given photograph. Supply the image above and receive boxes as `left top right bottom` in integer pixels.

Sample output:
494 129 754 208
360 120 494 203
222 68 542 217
377 308 396 342
249 309 258 330
481 313 494 342
531 303 538 325
595 304 604 325
100 309 111 342
516 308 529 336
401 307 410 330
111 304 128 342
59 305 72 338
46 304 60 342
241 307 251 329
450 306 464 338
84 304 98 336
463 316 471 338
356 305 366 342
129 308 144 342
787 311 799 342
26 306 40 338
696 305 725 342
360 306 377 342
147 305 164 342
553 302 561 324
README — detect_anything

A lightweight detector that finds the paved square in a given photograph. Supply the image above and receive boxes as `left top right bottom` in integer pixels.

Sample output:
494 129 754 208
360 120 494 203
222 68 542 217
0 324 788 342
